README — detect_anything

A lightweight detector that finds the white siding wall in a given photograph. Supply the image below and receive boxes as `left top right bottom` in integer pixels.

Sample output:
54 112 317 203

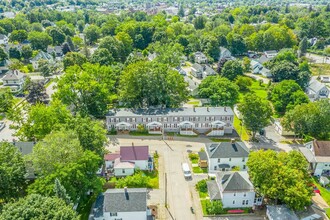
105 161 114 169
133 160 149 170
208 158 247 172
114 168 134 176
104 211 147 220
315 162 330 176
222 191 255 208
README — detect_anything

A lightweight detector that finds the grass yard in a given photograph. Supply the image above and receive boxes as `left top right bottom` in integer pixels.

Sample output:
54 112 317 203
239 80 268 102
193 166 208 174
310 63 330 76
326 208 330 218
233 115 249 141
201 199 208 215
312 177 330 206
129 131 161 136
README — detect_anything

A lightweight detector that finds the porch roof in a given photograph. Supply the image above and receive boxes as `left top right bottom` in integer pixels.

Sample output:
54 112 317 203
146 121 162 127
115 122 131 127
178 121 194 126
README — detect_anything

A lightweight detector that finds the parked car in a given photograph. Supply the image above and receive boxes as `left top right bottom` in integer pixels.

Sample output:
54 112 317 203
0 121 5 131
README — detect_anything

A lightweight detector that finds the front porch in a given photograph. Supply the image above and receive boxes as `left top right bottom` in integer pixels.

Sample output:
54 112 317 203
115 122 131 132
146 121 163 134
206 121 225 136
178 121 197 136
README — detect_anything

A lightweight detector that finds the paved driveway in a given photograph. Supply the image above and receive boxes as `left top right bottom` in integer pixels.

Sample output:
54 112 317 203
0 119 16 141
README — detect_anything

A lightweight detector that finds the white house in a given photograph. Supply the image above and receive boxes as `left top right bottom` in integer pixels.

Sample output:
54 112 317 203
219 47 232 60
104 145 153 177
30 51 54 70
264 50 278 58
0 34 9 45
207 171 263 208
206 140 249 172
194 51 208 64
92 188 152 220
202 65 216 79
250 59 272 78
300 140 330 176
191 63 203 78
2 70 26 92
306 79 329 101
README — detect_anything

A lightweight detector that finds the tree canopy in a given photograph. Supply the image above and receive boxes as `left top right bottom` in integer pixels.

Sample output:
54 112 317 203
0 194 79 220
221 60 244 81
198 76 239 106
0 142 26 203
247 150 312 210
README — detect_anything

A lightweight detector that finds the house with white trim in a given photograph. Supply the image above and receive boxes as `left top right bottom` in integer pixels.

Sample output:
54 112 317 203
106 107 234 137
300 140 330 176
207 171 263 208
2 70 26 93
205 140 249 172
306 79 329 101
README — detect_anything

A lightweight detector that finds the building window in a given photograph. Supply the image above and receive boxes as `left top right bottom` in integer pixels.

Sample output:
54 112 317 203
242 200 245 205
206 117 209 121
179 117 183 121
110 212 117 216
122 169 125 174
214 166 217 170
229 158 231 161
243 165 246 169
244 193 246 197
246 200 249 205
132 118 136 122
164 117 167 122
233 200 235 204
218 159 220 163
196 117 199 121
254 198 257 203
174 117 177 122
233 193 236 196
242 158 245 162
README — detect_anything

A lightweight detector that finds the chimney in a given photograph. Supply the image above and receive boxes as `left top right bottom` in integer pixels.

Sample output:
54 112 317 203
193 106 195 112
124 187 129 200
224 107 227 112
207 107 209 112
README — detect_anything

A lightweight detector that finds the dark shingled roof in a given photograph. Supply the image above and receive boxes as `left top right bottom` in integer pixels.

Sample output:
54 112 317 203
198 151 208 161
217 171 254 192
313 141 330 157
206 142 249 159
103 188 147 212
120 146 149 161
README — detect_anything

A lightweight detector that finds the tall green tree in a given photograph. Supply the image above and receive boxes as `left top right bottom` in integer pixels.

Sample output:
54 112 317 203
0 47 8 62
9 30 28 43
221 60 244 80
29 130 84 175
198 76 239 106
84 24 100 45
247 150 312 210
21 45 33 61
299 37 308 56
269 80 309 114
119 61 189 108
0 88 13 113
63 52 87 70
238 93 272 139
0 142 26 203
0 194 79 220
54 178 71 205
28 31 52 51
55 63 117 117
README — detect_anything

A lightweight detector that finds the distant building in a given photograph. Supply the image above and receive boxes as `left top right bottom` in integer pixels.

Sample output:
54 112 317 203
2 70 26 93
250 59 272 78
30 51 54 70
205 140 249 172
106 107 234 136
202 65 216 79
194 52 208 64
0 34 9 45
191 63 203 78
207 171 263 208
264 50 278 59
306 79 329 101
219 47 232 60
91 188 152 220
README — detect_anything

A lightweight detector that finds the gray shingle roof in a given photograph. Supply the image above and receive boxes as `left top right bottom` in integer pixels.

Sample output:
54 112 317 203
12 142 35 155
206 142 249 159
31 51 53 62
267 205 299 220
207 180 221 200
103 188 147 212
2 70 25 80
192 63 203 71
198 151 208 161
217 171 254 192
108 107 234 117
308 79 327 94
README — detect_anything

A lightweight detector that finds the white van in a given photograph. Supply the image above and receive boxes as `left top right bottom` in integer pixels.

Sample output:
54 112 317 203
182 163 192 179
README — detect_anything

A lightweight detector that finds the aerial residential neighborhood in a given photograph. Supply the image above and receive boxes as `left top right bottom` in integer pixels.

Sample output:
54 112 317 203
1 0 330 220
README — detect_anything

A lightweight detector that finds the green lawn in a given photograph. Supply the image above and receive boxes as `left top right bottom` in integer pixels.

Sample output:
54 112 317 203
201 199 208 215
129 131 161 136
312 178 330 205
193 167 208 174
239 80 268 102
233 115 249 141
326 208 330 218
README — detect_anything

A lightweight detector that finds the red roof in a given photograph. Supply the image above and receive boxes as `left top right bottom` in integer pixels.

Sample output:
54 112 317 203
227 210 244 214
104 153 120 161
120 146 149 161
